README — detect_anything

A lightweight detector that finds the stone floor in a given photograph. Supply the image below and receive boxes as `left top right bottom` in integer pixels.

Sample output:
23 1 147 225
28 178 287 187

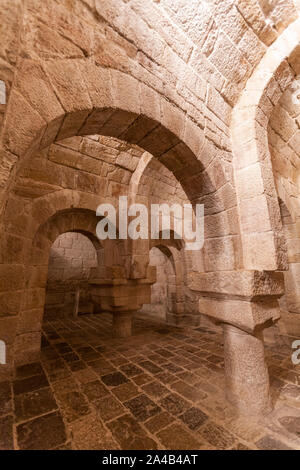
0 313 300 450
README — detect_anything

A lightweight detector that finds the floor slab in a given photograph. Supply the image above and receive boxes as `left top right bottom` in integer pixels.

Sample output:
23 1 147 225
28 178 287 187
1 313 299 450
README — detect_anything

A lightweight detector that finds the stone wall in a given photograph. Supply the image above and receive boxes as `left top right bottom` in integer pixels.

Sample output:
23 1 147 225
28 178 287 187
277 200 300 335
0 0 299 388
44 232 98 320
0 0 22 129
268 79 300 218
268 75 300 334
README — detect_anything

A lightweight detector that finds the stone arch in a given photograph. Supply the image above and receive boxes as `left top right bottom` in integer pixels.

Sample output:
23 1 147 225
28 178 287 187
1 62 208 206
278 198 300 335
0 61 235 276
152 239 188 325
277 184 297 223
1 61 239 381
268 76 300 222
232 17 300 271
141 242 184 325
14 204 125 365
31 208 103 266
133 142 236 276
44 231 99 321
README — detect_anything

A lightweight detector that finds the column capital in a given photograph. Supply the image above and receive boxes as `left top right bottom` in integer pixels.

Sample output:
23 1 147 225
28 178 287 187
189 270 285 333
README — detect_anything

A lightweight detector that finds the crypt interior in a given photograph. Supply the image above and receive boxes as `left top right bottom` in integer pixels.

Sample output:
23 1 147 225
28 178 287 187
0 0 300 450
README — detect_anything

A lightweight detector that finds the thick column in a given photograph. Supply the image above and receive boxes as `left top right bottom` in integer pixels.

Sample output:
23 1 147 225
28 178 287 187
112 311 134 338
223 323 272 416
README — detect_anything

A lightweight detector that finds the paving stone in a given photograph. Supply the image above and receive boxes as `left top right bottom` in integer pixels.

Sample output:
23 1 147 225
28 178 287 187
93 395 127 422
231 442 252 450
0 381 12 416
70 412 119 450
156 371 177 384
101 372 129 387
198 421 237 450
55 391 90 423
139 360 163 374
279 416 300 438
159 393 190 417
14 387 58 423
132 373 153 386
82 380 110 401
144 411 175 434
13 373 49 396
119 363 144 377
108 414 158 450
112 382 140 402
124 394 161 422
179 407 209 430
171 380 207 402
0 415 14 450
68 360 87 372
157 423 204 450
255 435 293 450
142 380 169 398
73 368 98 384
17 411 67 450
62 352 80 363
15 362 44 379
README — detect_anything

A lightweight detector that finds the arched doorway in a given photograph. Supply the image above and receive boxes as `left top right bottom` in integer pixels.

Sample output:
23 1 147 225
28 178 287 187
44 232 98 321
139 246 176 322
278 199 300 336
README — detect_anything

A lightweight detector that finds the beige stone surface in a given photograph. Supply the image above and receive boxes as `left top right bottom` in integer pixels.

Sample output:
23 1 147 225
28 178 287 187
0 0 299 442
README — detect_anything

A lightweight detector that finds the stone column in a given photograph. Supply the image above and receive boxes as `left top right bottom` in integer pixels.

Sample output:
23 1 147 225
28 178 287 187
112 311 134 338
223 323 272 416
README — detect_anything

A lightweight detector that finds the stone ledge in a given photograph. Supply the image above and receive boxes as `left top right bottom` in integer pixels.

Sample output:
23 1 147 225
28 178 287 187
198 296 281 333
188 270 285 300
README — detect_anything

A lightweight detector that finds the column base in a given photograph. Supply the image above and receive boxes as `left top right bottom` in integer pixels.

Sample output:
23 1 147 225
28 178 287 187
113 312 134 338
223 324 272 416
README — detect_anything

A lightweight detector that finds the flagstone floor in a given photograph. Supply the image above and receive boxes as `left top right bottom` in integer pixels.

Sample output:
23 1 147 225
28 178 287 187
1 313 300 450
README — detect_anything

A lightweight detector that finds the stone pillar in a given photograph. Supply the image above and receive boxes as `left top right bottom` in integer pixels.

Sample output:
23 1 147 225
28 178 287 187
112 311 134 338
223 323 272 416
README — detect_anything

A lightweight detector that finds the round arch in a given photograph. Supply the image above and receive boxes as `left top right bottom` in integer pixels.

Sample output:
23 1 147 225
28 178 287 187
1 63 208 206
141 242 183 324
14 205 125 365
232 17 300 271
0 63 230 276
1 62 237 369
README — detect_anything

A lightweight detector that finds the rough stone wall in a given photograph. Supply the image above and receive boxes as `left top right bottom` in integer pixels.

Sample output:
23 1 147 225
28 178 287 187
44 232 97 320
138 158 188 205
0 0 22 129
278 201 300 309
268 80 300 217
48 135 142 198
268 77 300 332
153 0 296 103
